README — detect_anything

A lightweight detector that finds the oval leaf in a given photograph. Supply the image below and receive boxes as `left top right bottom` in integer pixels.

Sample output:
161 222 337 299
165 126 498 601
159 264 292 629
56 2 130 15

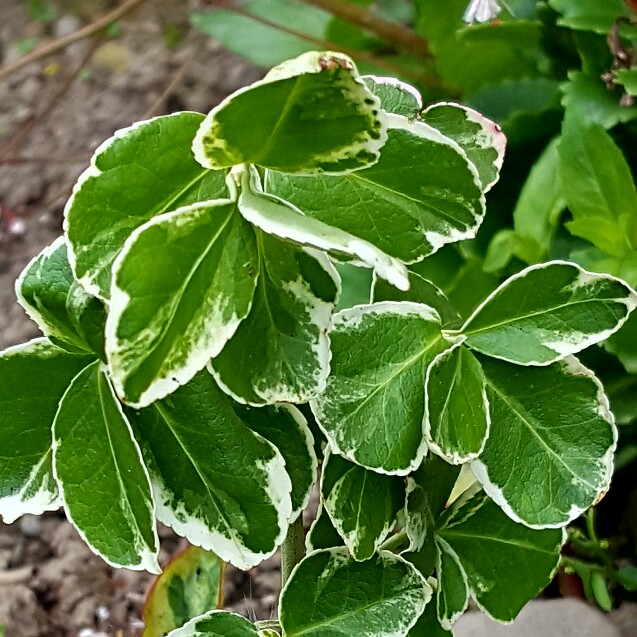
461 261 637 366
129 371 292 570
472 356 617 528
0 339 93 523
210 231 338 405
322 450 404 561
64 112 229 299
143 546 224 637
312 302 450 474
266 114 486 264
425 342 490 464
280 548 430 637
53 360 160 572
166 610 258 637
363 75 422 118
437 490 564 622
435 539 468 629
193 50 387 174
421 102 506 192
106 199 258 408
16 237 106 355
232 403 317 521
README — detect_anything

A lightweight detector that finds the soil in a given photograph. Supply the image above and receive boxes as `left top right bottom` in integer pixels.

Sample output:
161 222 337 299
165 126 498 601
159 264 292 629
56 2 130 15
0 1 278 634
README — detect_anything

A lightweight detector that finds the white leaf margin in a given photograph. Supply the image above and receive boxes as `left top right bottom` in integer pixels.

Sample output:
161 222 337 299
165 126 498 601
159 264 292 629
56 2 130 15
311 301 454 476
63 112 204 301
105 197 252 409
193 50 388 176
148 422 293 571
209 245 339 407
385 113 487 256
52 361 161 573
238 165 410 291
421 102 506 192
424 339 491 465
471 356 618 529
456 260 637 367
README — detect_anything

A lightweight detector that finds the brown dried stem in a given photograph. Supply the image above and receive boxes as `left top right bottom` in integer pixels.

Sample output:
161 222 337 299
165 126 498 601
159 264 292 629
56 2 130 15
0 0 149 82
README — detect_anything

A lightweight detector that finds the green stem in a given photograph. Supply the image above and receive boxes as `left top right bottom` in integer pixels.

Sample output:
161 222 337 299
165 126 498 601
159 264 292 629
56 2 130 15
379 529 409 553
281 516 306 588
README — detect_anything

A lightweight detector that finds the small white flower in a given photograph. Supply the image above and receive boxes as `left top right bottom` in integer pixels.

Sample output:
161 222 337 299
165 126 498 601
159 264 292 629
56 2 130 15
463 0 502 24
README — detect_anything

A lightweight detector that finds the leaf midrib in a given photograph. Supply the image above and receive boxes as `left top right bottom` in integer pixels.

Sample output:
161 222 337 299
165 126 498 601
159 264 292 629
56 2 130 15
463 294 620 339
485 379 599 491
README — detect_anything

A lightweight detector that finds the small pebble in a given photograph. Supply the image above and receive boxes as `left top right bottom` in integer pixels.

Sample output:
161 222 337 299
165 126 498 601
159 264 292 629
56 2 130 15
19 514 41 537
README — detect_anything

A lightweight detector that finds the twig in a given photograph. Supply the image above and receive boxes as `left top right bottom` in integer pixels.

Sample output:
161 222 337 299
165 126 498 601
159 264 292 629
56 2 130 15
208 1 444 88
298 0 431 60
0 0 149 82
1 38 101 162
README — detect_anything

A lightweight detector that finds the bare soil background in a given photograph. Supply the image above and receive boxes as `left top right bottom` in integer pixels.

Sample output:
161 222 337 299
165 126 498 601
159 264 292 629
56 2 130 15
0 1 281 635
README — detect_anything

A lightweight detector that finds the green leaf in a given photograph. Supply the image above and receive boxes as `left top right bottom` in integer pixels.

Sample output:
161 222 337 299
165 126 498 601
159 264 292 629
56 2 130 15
306 501 344 551
190 1 330 68
421 102 506 192
436 489 564 622
238 165 409 290
106 199 258 408
615 68 637 96
166 610 258 637
363 75 422 117
417 6 545 91
435 539 468 628
561 71 637 128
53 360 159 571
473 356 617 527
143 546 224 637
548 0 631 32
16 237 105 355
210 231 338 405
404 455 460 577
64 112 229 299
193 51 386 174
372 271 461 327
606 311 637 374
232 403 317 521
321 450 404 561
129 371 292 570
502 137 564 264
460 261 637 366
266 115 485 265
559 114 637 257
425 342 489 464
0 339 93 523
408 599 451 636
280 548 430 637
312 302 451 474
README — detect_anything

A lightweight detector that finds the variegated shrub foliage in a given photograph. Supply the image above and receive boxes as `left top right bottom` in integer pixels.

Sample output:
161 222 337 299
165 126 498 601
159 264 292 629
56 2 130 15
1 51 636 636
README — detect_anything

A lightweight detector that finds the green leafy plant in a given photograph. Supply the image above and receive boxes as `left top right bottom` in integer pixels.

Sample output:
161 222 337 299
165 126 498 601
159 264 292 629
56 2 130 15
1 46 637 635
191 0 637 611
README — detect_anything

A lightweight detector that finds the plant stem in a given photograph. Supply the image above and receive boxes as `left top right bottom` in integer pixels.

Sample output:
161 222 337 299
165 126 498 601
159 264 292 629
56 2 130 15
379 529 409 553
208 0 443 87
298 0 432 60
281 516 306 587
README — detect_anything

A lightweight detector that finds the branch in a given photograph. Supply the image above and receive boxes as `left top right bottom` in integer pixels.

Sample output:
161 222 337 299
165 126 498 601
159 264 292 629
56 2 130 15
298 0 431 60
0 0 149 82
208 1 444 88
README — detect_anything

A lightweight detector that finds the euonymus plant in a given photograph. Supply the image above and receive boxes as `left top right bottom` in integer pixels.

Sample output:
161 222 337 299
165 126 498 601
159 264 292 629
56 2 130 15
1 50 636 636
